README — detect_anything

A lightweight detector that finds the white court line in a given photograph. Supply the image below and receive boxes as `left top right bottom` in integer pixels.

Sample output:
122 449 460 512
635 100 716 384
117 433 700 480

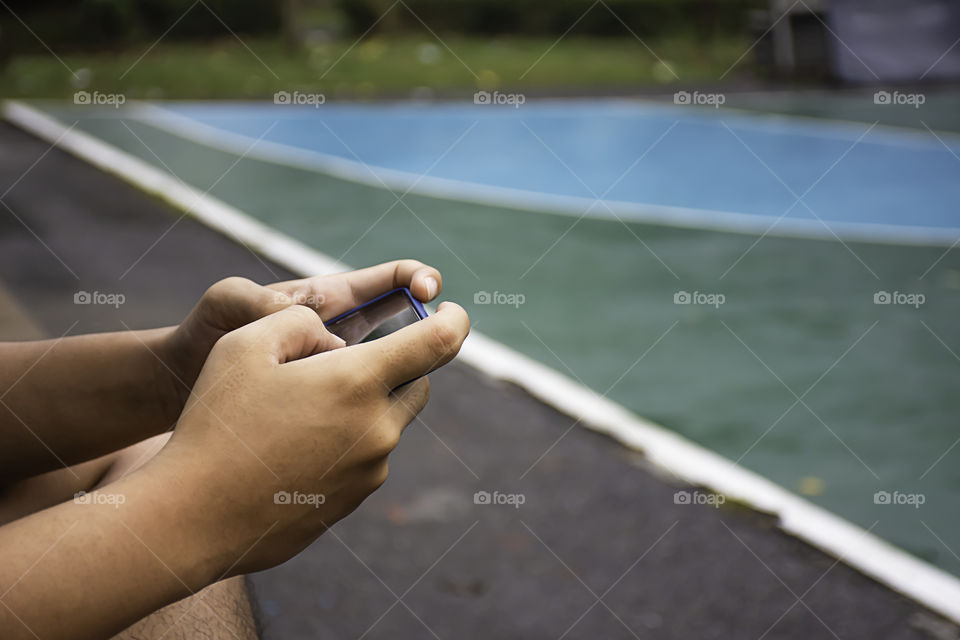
5 99 960 625
87 100 960 248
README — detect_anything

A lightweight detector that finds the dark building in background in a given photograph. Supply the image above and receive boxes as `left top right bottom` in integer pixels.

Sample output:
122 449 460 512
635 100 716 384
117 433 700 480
753 0 960 84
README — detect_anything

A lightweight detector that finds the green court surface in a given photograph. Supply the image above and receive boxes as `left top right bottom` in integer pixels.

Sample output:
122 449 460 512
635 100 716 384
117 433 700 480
35 100 960 580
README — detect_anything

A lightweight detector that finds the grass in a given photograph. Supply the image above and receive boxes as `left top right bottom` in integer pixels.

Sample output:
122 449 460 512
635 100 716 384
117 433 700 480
2 34 752 100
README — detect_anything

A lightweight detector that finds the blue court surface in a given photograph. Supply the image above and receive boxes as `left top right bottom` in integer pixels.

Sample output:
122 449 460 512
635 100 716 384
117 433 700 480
155 100 960 242
36 97 960 582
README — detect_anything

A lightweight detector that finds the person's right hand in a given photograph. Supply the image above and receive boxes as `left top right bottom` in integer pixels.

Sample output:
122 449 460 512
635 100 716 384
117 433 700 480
147 301 469 577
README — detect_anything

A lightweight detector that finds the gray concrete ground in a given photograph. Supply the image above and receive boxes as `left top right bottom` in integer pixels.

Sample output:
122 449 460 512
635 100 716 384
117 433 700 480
0 120 956 639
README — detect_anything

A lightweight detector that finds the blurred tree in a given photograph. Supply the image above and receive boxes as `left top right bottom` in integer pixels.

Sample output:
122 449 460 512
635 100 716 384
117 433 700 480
0 0 282 53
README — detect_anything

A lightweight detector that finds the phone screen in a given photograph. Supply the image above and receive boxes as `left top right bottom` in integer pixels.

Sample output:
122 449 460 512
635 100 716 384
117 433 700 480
325 289 425 346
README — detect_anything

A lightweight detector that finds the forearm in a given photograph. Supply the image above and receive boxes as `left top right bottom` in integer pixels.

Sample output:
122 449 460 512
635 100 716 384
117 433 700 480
0 463 224 640
0 328 182 482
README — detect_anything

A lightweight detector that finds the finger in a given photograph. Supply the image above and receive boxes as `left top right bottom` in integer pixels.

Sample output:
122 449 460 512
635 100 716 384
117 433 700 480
229 305 344 364
264 279 326 312
268 260 442 320
203 277 295 329
347 302 469 392
406 265 443 302
386 377 431 433
338 259 442 304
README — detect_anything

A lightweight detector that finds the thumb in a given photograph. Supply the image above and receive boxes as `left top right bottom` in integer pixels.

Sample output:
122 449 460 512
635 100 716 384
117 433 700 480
201 276 296 332
341 301 470 390
230 304 345 364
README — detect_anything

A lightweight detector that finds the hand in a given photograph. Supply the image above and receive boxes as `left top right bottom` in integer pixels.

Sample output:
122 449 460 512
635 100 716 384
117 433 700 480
149 301 469 576
160 260 443 420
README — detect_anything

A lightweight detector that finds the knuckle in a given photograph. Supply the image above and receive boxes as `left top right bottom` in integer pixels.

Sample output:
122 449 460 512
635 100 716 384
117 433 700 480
285 303 319 324
398 258 424 271
208 276 253 298
392 259 424 286
428 322 460 360
368 423 400 458
282 281 322 307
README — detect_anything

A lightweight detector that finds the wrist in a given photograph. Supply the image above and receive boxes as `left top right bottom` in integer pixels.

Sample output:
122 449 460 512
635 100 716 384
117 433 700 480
125 454 237 588
151 326 197 425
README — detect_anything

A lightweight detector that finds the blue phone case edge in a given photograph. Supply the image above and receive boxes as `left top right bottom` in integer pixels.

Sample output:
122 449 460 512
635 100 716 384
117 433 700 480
323 287 428 327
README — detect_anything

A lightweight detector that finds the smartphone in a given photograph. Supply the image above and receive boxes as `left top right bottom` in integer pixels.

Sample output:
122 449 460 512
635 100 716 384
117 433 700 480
324 287 428 346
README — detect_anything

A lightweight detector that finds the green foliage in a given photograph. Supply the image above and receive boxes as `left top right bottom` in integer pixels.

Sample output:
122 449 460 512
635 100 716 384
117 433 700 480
1 34 751 99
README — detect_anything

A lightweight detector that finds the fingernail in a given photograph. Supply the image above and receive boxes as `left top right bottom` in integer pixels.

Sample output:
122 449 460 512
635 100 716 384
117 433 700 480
424 276 438 299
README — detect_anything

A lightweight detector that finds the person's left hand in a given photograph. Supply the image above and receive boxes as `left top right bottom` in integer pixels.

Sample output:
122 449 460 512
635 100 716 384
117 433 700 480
160 259 443 417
